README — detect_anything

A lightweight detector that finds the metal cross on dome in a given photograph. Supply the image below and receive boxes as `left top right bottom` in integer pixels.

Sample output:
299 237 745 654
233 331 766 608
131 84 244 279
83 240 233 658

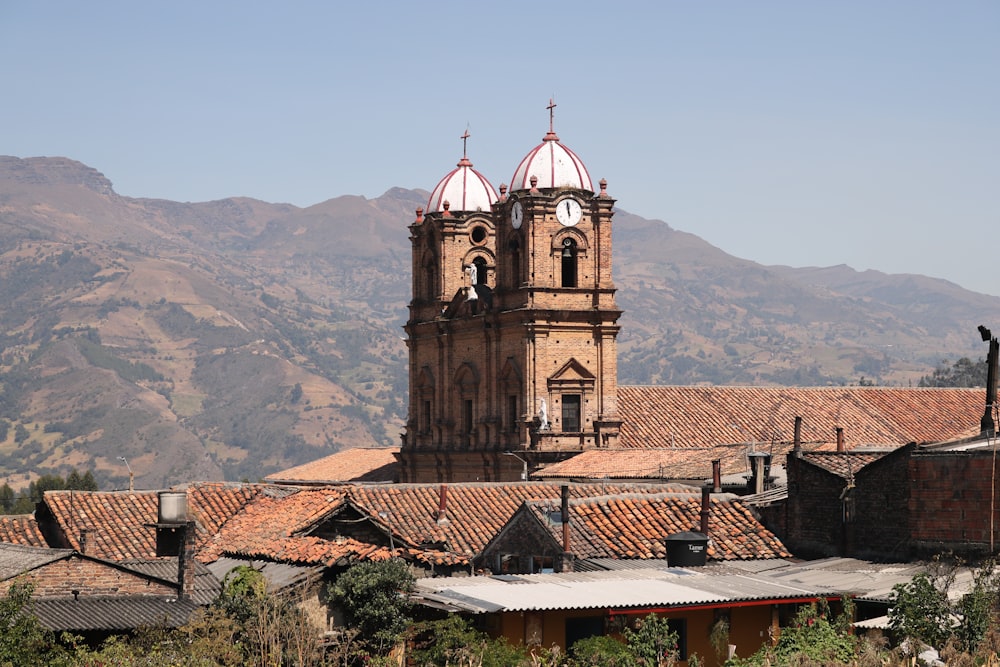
461 128 470 158
547 98 557 133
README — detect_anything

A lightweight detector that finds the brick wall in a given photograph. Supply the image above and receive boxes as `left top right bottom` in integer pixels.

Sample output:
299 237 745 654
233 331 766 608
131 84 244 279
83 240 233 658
908 450 1000 556
7 556 176 598
783 454 850 558
851 446 911 560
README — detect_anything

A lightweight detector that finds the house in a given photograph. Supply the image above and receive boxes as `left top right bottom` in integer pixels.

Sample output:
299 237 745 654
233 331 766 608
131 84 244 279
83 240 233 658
782 434 1000 561
411 556 966 667
30 481 707 632
478 490 789 575
35 482 262 560
0 542 218 639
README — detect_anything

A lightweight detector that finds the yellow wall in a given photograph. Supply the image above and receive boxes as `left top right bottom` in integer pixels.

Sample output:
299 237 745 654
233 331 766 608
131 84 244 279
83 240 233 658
489 604 782 667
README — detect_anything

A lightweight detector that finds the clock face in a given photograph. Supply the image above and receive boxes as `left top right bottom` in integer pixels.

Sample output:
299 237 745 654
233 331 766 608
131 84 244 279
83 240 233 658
510 201 523 229
556 197 582 226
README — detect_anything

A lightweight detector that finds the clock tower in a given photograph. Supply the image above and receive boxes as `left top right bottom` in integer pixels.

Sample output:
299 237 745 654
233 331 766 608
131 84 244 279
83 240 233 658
399 104 622 482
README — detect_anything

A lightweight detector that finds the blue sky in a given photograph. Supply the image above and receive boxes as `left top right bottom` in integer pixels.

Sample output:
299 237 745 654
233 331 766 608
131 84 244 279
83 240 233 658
3 2 998 295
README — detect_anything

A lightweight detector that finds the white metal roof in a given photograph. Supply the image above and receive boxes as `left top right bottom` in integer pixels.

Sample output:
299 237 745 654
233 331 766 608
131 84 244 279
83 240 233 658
413 558 980 614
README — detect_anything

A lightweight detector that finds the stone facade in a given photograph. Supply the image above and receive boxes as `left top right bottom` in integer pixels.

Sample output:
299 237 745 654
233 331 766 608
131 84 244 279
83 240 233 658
399 168 622 482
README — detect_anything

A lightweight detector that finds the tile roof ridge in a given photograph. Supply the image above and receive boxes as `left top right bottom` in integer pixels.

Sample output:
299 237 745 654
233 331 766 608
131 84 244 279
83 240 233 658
619 384 982 391
526 490 740 508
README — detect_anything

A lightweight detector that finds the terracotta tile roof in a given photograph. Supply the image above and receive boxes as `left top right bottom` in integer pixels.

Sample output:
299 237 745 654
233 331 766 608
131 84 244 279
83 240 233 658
202 482 696 568
0 514 47 547
41 482 262 562
534 446 754 481
264 447 400 485
201 488 353 564
619 386 983 449
204 486 471 567
525 493 791 561
799 451 892 479
346 482 696 558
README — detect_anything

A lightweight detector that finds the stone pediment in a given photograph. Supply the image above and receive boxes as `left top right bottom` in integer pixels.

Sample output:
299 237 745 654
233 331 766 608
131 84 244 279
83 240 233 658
549 359 595 383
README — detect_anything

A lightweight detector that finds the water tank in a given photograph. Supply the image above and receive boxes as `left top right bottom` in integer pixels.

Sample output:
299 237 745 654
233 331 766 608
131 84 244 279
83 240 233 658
157 491 188 524
665 531 709 567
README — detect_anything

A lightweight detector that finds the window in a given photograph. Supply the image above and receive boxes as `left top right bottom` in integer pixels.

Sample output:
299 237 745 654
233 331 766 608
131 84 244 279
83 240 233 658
565 617 605 651
561 238 577 287
508 239 521 286
562 394 581 432
463 399 474 434
530 555 554 573
507 395 519 433
421 400 431 433
473 257 487 286
667 618 687 660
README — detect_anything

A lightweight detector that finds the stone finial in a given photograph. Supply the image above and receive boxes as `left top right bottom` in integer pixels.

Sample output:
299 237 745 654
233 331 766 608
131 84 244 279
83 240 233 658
598 178 609 198
415 207 424 223
498 183 507 202
442 200 452 217
529 175 539 193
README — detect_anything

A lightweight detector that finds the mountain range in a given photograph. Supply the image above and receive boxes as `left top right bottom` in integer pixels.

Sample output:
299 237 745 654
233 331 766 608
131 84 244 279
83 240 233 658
1 155 997 489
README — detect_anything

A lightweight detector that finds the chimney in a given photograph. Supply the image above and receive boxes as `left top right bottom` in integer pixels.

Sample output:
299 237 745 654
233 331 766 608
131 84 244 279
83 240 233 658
711 459 722 493
559 485 573 572
836 427 845 453
437 484 448 524
79 529 88 555
793 416 803 457
561 485 570 553
155 491 188 557
749 454 769 494
152 491 196 601
177 521 197 600
700 486 711 535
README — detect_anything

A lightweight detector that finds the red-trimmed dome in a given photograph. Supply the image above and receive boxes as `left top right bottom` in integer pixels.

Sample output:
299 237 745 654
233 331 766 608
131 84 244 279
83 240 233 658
510 101 592 192
427 134 498 214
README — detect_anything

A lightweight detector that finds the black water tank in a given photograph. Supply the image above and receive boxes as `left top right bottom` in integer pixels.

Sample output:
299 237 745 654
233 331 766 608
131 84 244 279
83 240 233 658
665 531 709 567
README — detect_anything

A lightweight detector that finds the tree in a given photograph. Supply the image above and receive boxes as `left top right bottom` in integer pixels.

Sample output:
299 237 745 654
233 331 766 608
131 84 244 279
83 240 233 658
570 634 635 666
888 571 954 648
889 559 1000 654
214 565 323 666
919 357 986 388
623 614 680 667
65 469 98 491
0 580 70 666
330 559 415 655
731 600 857 666
408 615 529 666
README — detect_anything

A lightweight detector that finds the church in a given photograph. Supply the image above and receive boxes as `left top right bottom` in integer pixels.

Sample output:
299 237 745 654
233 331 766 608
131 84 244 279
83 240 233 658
395 103 986 484
398 102 621 483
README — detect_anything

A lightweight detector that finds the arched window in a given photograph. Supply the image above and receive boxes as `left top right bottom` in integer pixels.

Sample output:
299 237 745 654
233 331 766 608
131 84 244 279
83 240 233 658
473 257 487 286
561 238 577 288
508 239 521 287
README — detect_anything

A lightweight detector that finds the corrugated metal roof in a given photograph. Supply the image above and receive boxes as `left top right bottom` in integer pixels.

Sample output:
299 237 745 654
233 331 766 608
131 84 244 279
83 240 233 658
414 558 982 614
119 558 221 606
30 596 200 631
413 568 822 614
208 557 325 593
0 543 73 580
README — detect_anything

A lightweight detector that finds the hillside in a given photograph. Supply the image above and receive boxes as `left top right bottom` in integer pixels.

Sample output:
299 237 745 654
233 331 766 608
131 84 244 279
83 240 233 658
1 156 997 489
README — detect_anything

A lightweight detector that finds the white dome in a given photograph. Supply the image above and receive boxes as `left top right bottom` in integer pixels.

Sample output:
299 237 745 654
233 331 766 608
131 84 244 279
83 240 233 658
427 155 498 214
510 130 593 193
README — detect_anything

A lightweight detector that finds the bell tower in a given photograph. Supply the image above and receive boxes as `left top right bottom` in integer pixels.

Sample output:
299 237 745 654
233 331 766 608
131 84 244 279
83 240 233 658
399 105 622 483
